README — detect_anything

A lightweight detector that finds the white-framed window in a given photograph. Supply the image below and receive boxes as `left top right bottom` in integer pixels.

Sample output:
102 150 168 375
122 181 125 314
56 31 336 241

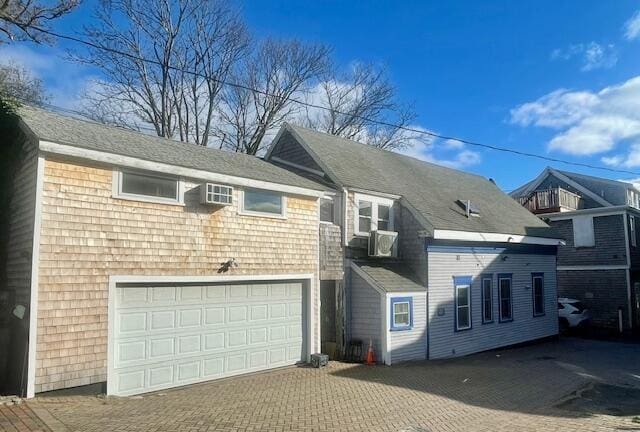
454 276 472 331
498 274 513 322
239 188 286 218
390 297 412 331
481 274 493 324
627 189 640 209
320 197 335 223
631 215 637 248
532 273 545 317
354 193 394 236
113 168 182 205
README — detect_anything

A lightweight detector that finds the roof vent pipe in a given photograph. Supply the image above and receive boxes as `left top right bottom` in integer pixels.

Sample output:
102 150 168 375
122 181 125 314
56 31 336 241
466 200 471 218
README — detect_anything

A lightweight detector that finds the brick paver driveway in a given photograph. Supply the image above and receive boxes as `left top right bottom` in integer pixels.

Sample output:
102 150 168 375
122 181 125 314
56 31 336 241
24 337 640 432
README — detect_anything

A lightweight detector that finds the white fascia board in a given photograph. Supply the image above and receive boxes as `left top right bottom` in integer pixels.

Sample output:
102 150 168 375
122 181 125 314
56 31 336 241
38 140 325 198
433 229 565 246
543 206 628 220
349 188 401 200
385 291 427 298
557 265 629 271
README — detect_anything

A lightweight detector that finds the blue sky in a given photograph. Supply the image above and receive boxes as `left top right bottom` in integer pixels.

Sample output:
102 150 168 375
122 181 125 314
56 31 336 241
2 1 640 191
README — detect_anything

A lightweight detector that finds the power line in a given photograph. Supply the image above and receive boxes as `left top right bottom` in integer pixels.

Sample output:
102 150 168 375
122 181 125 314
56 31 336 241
29 26 640 178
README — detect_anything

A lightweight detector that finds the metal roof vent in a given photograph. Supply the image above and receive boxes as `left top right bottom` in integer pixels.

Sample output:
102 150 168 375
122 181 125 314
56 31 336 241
457 199 480 218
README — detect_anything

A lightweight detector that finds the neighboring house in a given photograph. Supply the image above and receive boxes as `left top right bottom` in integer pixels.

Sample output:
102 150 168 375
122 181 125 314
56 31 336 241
3 106 328 398
511 167 640 331
266 124 563 365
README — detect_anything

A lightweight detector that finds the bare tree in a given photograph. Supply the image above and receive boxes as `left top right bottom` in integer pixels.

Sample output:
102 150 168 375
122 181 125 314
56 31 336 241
0 63 49 105
79 0 248 145
0 0 78 43
304 63 418 150
215 39 330 155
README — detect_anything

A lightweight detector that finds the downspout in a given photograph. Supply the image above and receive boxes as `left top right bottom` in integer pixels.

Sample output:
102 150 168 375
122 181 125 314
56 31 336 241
424 236 430 360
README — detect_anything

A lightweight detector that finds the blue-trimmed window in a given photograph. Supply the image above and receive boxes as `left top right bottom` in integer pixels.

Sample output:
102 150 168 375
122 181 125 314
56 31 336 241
390 297 413 331
454 276 472 331
481 274 493 324
498 273 513 322
532 273 545 317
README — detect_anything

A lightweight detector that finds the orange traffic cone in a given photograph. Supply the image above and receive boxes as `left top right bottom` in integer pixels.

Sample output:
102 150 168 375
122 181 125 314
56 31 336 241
364 338 376 365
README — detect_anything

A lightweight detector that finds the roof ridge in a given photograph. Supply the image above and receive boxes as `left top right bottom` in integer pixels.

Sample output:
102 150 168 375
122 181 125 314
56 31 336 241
20 104 265 163
286 122 488 182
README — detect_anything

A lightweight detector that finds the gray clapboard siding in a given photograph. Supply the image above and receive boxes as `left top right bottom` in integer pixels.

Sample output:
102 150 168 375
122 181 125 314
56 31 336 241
428 250 558 359
389 293 427 363
349 271 382 359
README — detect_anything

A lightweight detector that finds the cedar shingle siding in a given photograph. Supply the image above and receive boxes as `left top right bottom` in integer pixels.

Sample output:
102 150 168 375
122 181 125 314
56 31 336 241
35 158 319 392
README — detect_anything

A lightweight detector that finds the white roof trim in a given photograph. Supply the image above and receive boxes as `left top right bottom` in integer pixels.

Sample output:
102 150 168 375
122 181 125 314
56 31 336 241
39 140 325 198
542 205 630 220
557 265 629 271
433 229 565 246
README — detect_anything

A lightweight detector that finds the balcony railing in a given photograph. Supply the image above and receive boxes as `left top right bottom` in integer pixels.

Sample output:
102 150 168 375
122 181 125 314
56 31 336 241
516 187 582 214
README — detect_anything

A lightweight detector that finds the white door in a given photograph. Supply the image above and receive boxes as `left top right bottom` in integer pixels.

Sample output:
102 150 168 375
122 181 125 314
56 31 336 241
109 281 306 396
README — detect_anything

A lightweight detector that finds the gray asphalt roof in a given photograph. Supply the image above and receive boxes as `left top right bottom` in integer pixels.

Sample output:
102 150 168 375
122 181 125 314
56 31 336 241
18 106 325 191
286 124 555 238
353 261 425 293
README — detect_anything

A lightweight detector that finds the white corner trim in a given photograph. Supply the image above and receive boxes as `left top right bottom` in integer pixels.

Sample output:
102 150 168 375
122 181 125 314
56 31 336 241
432 229 565 246
106 273 315 396
556 265 630 271
38 140 325 198
342 188 349 247
382 295 390 366
27 155 45 399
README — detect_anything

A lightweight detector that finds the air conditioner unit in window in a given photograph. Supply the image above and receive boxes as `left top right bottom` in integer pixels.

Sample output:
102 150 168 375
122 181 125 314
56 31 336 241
368 230 398 257
200 183 233 205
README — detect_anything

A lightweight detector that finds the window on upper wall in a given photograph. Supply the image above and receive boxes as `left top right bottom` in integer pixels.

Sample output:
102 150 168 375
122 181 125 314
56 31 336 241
454 276 472 331
572 215 595 248
481 275 493 324
631 215 637 248
532 273 545 317
320 197 335 223
116 169 181 204
390 297 413 331
240 189 286 217
498 274 513 322
354 193 394 235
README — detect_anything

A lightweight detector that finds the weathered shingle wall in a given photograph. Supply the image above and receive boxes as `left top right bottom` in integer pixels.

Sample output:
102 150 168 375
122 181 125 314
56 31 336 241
36 157 319 393
319 223 343 280
551 215 627 266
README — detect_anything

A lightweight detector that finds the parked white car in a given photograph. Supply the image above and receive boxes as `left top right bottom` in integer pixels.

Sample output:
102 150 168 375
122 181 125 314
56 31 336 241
558 298 591 329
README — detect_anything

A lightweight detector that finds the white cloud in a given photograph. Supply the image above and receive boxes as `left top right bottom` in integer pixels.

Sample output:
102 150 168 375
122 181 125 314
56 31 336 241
396 134 481 169
624 10 640 40
510 76 640 165
550 42 617 71
0 44 93 109
443 138 465 149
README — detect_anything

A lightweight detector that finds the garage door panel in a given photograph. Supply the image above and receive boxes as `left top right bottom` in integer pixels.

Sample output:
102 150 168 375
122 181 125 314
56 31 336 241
111 281 306 396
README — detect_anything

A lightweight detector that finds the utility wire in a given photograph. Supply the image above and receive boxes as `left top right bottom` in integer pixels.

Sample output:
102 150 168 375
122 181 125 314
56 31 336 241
28 26 640 178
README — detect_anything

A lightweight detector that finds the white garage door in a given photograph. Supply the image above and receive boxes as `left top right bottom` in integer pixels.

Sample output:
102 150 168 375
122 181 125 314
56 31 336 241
109 281 306 396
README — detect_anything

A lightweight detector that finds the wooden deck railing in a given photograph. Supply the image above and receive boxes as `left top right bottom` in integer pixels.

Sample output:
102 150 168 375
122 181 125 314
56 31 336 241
516 188 581 213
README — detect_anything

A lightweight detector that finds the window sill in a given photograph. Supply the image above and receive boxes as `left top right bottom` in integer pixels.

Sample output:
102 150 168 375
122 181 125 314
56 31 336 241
533 313 546 318
481 320 494 325
112 194 184 206
238 209 287 220
390 326 412 332
454 326 472 332
499 318 514 323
